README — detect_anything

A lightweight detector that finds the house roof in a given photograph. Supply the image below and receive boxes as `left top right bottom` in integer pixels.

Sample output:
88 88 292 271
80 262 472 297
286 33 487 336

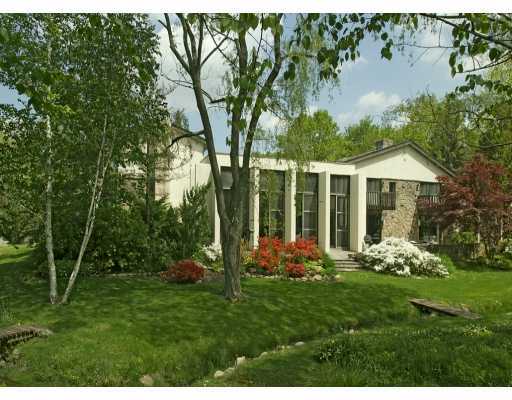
338 140 455 176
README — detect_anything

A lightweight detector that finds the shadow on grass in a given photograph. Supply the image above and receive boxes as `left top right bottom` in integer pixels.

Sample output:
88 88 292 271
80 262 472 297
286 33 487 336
0 244 459 386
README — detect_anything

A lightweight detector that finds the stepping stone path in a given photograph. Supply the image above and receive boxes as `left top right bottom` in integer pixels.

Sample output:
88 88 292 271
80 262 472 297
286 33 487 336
409 298 482 320
212 340 309 379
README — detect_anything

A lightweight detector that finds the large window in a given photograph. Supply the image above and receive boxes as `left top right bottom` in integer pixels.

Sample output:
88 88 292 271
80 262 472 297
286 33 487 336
330 175 350 249
259 170 285 239
419 215 438 242
419 182 440 196
296 173 318 240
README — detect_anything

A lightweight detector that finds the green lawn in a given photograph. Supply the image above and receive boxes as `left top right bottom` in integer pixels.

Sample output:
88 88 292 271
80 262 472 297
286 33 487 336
1 245 512 386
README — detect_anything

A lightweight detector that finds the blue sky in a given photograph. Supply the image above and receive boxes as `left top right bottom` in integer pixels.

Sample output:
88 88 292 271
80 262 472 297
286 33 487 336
0 14 464 152
154 15 463 152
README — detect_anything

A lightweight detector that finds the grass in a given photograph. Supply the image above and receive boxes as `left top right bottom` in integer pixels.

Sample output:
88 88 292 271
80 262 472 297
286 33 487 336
1 245 512 386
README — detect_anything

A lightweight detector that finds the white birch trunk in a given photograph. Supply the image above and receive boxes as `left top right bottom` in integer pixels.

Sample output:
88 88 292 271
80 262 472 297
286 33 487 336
44 38 58 304
60 116 111 304
45 112 58 304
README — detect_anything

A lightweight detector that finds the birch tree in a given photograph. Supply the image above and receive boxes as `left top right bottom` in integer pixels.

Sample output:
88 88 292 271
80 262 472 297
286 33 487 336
59 14 164 303
0 15 71 303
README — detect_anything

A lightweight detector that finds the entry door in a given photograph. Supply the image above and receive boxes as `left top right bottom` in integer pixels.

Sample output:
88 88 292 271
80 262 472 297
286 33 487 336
330 176 350 249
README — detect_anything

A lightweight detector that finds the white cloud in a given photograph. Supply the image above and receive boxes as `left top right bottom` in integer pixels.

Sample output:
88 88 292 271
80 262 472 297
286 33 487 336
259 112 281 131
357 91 401 111
336 90 401 129
342 55 368 72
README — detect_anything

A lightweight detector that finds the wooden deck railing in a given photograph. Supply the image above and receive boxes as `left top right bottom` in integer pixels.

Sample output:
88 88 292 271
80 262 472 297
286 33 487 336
367 191 396 210
417 194 440 208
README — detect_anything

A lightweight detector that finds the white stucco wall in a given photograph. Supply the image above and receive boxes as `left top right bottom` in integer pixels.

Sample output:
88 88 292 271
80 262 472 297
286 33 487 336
164 138 208 207
353 146 446 182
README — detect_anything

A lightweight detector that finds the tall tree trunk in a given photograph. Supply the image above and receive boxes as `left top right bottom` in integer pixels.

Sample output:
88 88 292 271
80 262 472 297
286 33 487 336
45 113 58 304
60 116 110 304
221 227 242 300
145 138 156 269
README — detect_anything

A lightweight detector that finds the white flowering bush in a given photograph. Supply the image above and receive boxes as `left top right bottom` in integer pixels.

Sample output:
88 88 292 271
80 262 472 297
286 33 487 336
201 243 223 263
360 237 449 277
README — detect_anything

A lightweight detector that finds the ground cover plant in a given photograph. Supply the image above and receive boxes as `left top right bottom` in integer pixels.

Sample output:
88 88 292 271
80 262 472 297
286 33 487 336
209 318 512 387
2 245 512 386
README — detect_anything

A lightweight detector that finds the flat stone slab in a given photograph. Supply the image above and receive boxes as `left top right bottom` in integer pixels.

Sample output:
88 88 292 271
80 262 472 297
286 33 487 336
409 298 481 320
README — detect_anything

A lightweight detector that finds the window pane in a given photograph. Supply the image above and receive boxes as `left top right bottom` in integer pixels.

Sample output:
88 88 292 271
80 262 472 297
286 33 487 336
367 179 381 192
304 212 317 230
331 176 349 195
305 173 318 192
420 182 439 196
303 194 317 211
303 229 317 240
221 167 233 190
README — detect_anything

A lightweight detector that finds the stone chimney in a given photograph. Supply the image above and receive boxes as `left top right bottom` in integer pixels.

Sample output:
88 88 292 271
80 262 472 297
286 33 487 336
375 139 394 151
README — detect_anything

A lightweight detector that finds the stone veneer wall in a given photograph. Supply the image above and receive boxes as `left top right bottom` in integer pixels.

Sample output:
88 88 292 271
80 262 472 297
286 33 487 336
381 179 420 241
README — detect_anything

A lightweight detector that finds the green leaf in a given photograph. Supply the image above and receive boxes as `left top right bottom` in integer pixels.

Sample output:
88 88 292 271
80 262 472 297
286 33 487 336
380 47 392 60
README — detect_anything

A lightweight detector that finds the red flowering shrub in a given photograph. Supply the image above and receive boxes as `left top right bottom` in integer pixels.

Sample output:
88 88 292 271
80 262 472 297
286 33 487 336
251 236 283 274
160 259 205 283
285 262 305 278
285 237 321 263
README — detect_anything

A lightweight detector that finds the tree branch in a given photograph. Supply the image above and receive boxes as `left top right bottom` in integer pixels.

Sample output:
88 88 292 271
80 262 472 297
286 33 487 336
161 15 191 75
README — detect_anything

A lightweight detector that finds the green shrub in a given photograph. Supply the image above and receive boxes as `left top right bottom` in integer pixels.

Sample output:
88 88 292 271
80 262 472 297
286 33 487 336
448 231 478 245
321 252 336 270
493 254 512 271
36 259 95 281
172 185 212 260
31 184 212 275
439 253 457 274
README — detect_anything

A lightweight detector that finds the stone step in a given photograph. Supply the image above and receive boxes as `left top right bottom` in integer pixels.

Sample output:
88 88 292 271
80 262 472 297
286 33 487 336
333 259 364 272
334 260 361 265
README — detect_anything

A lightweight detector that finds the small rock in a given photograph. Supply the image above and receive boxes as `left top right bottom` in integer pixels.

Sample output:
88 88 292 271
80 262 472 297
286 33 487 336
295 341 305 346
301 277 307 281
313 274 322 281
334 274 345 283
348 329 355 334
235 356 246 366
259 351 268 357
214 370 224 378
225 367 235 374
139 374 154 386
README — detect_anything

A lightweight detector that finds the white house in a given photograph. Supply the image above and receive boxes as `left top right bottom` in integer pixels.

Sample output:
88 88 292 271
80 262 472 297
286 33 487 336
161 133 453 255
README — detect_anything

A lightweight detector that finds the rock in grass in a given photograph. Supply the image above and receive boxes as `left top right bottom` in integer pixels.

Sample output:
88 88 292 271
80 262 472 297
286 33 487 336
295 341 305 346
235 356 246 366
313 274 322 281
139 374 154 386
225 367 235 374
259 351 268 357
214 370 224 379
